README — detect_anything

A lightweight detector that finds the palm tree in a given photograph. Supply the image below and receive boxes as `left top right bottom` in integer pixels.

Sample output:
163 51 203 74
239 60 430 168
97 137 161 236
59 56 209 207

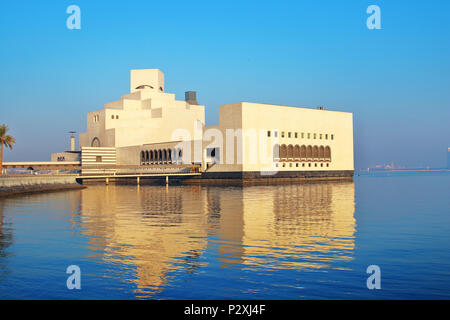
0 124 16 175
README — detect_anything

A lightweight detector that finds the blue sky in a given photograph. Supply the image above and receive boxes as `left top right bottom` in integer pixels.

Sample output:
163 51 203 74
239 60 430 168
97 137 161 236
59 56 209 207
0 0 449 168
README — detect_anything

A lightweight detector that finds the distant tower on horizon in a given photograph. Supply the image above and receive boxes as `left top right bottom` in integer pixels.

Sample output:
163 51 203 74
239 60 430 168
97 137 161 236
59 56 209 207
69 131 76 152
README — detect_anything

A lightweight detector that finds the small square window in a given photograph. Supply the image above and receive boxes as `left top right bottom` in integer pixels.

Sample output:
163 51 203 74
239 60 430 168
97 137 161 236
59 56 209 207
308 163 311 167
111 115 114 119
116 115 119 119
289 163 292 167
302 163 305 167
282 163 286 167
326 163 329 167
296 163 299 167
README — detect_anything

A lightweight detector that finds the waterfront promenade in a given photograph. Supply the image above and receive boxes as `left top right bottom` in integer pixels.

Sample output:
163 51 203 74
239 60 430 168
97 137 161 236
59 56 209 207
0 163 202 196
0 174 84 197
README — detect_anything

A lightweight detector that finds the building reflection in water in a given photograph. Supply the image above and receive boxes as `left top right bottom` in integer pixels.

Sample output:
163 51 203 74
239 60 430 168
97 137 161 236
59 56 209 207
79 181 355 296
0 202 14 280
80 184 209 296
207 182 355 270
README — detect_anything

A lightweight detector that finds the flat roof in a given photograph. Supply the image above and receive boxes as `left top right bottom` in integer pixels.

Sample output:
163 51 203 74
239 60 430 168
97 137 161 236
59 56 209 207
221 101 352 114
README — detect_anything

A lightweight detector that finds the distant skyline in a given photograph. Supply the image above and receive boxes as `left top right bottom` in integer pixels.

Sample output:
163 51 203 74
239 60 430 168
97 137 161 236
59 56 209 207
1 0 449 169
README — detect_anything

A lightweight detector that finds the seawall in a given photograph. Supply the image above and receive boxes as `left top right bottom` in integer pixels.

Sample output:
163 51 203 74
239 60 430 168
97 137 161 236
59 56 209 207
0 175 85 197
77 170 354 186
182 170 355 185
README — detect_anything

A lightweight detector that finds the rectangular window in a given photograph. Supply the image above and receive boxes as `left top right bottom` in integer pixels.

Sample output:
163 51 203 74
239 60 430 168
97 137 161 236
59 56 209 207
307 133 311 139
111 115 114 119
313 133 316 139
288 132 291 138
267 131 271 137
319 134 322 139
116 115 119 119
301 133 304 138
325 134 328 140
96 156 102 162
281 131 285 138
274 131 278 138
331 134 334 140
295 132 298 138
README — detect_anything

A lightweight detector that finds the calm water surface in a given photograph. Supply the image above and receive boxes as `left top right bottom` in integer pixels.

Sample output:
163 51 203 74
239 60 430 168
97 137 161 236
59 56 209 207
0 172 449 299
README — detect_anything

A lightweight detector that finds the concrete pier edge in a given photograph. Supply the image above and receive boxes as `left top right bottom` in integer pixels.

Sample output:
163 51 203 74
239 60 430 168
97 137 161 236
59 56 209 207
0 175 86 197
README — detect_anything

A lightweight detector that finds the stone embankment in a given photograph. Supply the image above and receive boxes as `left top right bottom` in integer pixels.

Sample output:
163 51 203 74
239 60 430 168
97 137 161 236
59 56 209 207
0 175 85 197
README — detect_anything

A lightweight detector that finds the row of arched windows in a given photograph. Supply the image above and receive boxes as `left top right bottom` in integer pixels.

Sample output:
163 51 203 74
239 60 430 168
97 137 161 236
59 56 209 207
274 144 331 161
141 148 183 165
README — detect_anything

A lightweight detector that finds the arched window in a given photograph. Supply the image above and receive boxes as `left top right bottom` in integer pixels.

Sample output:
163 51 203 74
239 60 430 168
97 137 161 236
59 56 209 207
91 137 101 147
168 149 172 163
150 150 154 162
300 145 307 159
141 151 145 163
163 149 167 161
294 145 300 159
287 144 294 159
312 146 319 159
158 150 162 162
280 144 287 160
325 146 331 161
135 84 154 90
306 145 312 159
319 146 325 159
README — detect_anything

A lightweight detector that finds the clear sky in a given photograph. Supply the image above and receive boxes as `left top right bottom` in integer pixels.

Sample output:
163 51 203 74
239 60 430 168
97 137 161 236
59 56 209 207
1 0 449 169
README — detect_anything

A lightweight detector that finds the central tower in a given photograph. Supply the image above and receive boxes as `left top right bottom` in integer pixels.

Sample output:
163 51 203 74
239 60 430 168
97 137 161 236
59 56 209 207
130 69 165 93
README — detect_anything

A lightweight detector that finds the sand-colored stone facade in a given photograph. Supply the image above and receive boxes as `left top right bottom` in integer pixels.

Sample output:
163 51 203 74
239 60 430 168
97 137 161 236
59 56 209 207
77 69 354 178
79 69 205 149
